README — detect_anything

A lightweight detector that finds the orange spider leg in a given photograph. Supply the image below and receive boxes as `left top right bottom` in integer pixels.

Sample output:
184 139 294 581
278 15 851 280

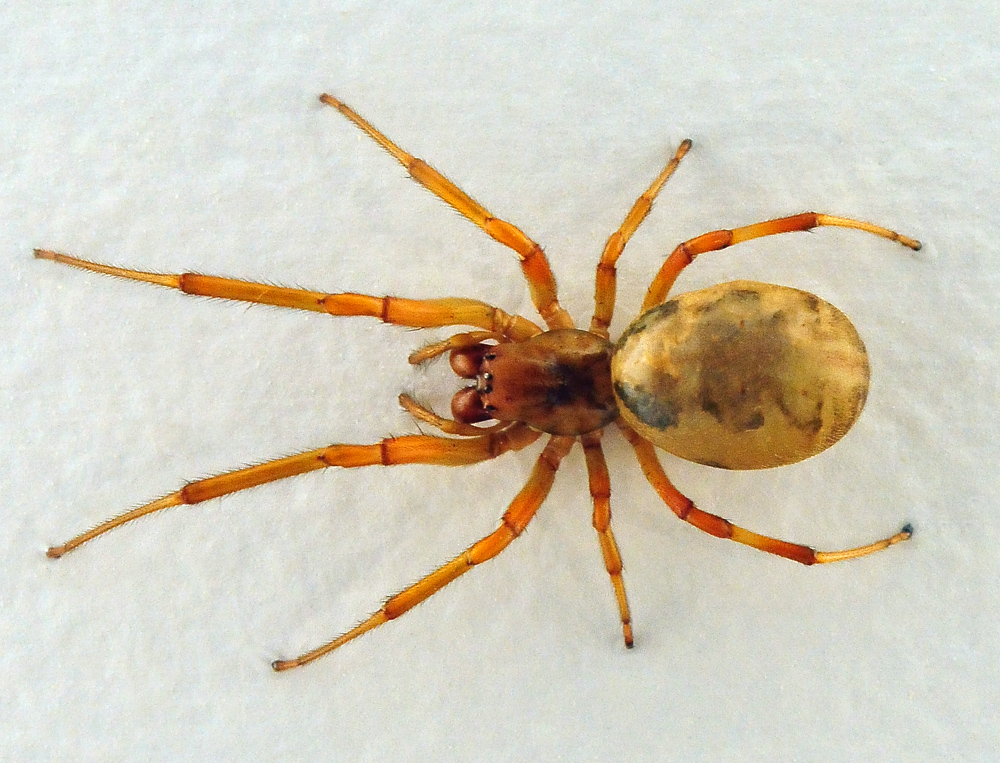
641 212 923 311
581 431 633 647
47 425 541 558
34 250 541 340
617 423 912 565
319 94 574 331
273 435 575 671
590 139 692 337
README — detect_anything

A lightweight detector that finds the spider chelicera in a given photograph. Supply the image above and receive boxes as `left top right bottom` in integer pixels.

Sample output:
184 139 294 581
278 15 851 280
40 93 919 670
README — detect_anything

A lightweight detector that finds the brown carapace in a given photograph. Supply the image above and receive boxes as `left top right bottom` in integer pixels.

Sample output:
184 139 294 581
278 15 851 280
40 94 919 671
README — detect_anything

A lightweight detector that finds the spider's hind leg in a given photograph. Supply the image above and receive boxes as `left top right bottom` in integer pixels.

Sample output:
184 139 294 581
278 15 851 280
641 212 922 310
619 423 912 565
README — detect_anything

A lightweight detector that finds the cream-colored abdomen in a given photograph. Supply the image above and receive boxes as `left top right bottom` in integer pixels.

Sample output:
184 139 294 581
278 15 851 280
612 280 870 469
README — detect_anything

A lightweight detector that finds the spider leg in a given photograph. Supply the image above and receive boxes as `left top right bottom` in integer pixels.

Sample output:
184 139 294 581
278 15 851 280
618 423 912 565
319 94 574 331
581 431 633 647
34 250 541 340
641 212 923 310
47 425 541 558
272 435 575 670
590 139 692 337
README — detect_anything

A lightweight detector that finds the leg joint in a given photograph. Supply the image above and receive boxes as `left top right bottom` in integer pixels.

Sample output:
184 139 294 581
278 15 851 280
676 496 694 520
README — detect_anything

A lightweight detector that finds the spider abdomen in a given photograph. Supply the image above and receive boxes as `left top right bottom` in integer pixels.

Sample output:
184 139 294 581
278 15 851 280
611 280 870 470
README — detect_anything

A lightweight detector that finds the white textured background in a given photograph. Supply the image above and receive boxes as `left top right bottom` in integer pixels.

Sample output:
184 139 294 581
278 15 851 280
2 2 997 761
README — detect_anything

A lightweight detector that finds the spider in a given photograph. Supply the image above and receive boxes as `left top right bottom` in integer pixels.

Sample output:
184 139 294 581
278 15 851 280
39 93 920 671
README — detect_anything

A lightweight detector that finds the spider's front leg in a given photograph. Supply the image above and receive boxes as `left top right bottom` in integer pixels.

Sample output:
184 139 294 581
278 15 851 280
46 426 541 558
273 435 575 670
33 249 542 341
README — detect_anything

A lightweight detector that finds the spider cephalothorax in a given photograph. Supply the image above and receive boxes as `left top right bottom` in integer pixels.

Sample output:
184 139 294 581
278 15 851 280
450 330 617 436
41 93 918 671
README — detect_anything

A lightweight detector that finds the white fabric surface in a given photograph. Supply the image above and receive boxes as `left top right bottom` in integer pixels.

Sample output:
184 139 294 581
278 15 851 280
2 2 996 760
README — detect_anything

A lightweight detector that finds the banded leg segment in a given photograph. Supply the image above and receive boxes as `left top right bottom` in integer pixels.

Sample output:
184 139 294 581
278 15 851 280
590 139 692 337
581 432 633 647
618 423 912 565
47 425 541 558
641 212 923 311
319 93 573 331
34 250 542 340
272 435 575 670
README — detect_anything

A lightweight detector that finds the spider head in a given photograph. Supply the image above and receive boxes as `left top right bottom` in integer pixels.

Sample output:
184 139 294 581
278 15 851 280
449 330 618 436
